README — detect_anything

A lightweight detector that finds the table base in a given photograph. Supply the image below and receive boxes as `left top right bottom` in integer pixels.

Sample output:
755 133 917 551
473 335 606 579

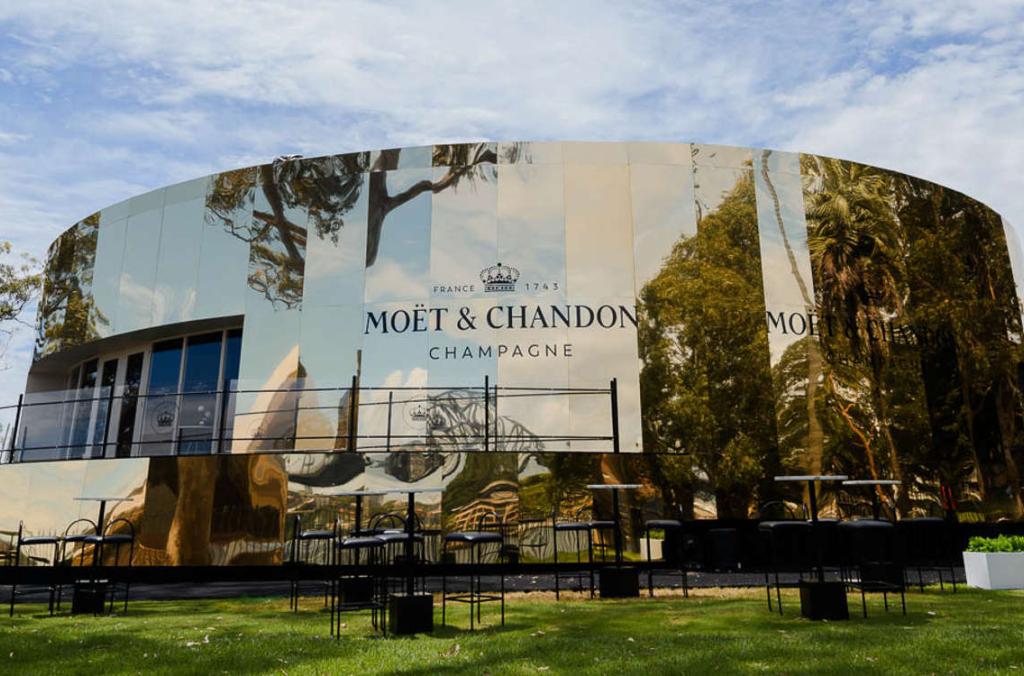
799 581 849 621
71 582 108 615
599 566 640 598
389 593 434 635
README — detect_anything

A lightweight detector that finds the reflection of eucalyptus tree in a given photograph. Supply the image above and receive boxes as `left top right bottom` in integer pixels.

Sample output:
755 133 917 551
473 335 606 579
366 144 498 266
803 157 908 502
34 214 107 356
896 175 1024 517
759 151 825 477
206 155 366 308
638 171 777 518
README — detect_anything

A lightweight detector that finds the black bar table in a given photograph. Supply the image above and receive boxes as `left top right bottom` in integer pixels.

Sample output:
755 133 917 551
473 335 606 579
388 487 441 635
841 479 901 520
586 483 642 598
773 475 849 620
71 496 129 614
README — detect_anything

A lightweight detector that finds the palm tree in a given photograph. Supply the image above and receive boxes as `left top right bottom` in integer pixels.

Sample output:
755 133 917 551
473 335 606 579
803 157 910 510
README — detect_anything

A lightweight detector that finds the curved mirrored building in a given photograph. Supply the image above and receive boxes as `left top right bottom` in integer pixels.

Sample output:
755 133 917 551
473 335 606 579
3 141 1023 566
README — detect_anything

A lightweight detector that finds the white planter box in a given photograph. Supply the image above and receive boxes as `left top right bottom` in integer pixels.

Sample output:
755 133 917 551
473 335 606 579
963 551 1024 590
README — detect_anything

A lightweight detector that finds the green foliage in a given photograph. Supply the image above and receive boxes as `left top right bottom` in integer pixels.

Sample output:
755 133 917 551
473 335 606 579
966 535 1024 553
0 241 40 324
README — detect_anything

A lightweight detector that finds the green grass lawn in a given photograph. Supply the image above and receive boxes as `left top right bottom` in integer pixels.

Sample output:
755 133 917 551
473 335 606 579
1 587 1022 675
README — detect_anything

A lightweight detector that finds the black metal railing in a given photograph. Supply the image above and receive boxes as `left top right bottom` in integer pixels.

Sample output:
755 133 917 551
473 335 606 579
0 377 621 464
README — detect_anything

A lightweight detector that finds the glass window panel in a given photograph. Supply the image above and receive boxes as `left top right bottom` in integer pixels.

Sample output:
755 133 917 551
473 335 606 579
140 338 182 456
197 168 254 319
564 163 635 301
152 196 203 326
430 164 498 301
630 162 697 294
66 358 97 460
363 168 433 303
562 141 627 165
91 358 118 458
178 332 223 455
117 206 163 333
116 352 145 458
627 142 691 166
496 163 566 300
302 157 370 308
91 216 126 338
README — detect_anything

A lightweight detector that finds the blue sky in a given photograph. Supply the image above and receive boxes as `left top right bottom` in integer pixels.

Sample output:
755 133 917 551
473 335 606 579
1 0 1024 398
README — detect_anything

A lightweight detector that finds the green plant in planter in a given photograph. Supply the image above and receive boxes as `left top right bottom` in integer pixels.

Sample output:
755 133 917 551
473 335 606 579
965 535 1024 553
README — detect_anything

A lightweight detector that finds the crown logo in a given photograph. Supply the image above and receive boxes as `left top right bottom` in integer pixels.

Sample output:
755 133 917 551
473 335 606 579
409 402 430 422
156 409 175 428
479 262 519 293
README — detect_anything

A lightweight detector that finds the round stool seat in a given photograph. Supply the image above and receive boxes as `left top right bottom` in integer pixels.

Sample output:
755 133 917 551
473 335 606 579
337 536 385 549
554 521 591 532
298 529 335 540
445 531 503 544
20 535 60 545
589 520 616 529
84 534 134 545
377 531 424 543
63 533 91 543
645 519 682 530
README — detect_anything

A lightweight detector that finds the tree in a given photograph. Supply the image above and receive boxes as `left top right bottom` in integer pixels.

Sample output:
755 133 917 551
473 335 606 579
0 241 41 365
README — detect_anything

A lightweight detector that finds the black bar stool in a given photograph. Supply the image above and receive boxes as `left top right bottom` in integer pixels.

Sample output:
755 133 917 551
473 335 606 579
288 515 337 612
83 518 136 613
8 522 61 617
331 535 387 638
54 518 98 611
643 519 689 597
441 530 505 630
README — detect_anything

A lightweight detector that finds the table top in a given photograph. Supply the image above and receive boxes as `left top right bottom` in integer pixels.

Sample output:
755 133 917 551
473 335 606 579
329 489 394 496
586 483 643 490
842 479 902 486
773 475 849 482
74 496 130 502
392 487 443 494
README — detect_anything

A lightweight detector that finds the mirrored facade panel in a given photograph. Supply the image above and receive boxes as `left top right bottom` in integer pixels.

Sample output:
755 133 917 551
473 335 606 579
117 207 163 333
441 452 517 544
562 141 627 165
35 215 101 357
498 141 563 165
197 168 254 319
232 305 302 453
568 320 641 452
430 164 498 300
91 215 126 339
363 168 433 303
152 196 203 326
496 163 566 299
1001 218 1024 328
692 143 753 170
627 142 691 166
564 163 635 301
754 151 823 477
22 461 89 536
432 142 497 168
630 162 697 294
246 164 308 312
0 461 33 535
295 304 363 452
164 176 209 207
302 159 369 308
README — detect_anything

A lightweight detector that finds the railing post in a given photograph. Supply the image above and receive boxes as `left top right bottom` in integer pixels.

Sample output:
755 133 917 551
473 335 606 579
216 379 229 454
100 386 116 459
347 375 358 452
484 375 490 452
610 378 620 453
7 394 22 463
385 391 393 452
